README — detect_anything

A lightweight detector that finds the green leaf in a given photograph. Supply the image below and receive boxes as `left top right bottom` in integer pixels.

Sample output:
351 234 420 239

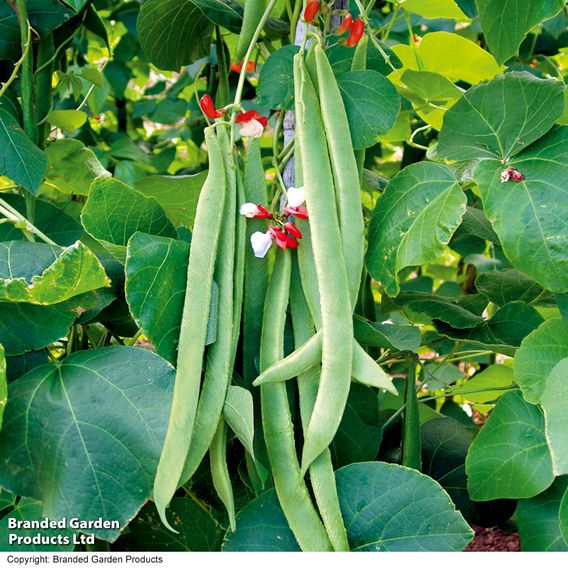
0 241 109 305
438 72 565 162
421 362 463 390
473 127 568 293
401 69 463 104
455 206 500 244
475 269 544 305
422 417 517 526
190 0 243 33
149 98 188 124
540 358 568 476
391 31 504 86
0 490 15 514
0 294 95 356
137 0 213 71
0 498 74 551
0 194 82 246
134 171 207 229
223 386 255 459
353 317 421 353
435 301 544 356
449 364 515 409
400 0 469 19
0 346 175 542
465 390 554 501
223 489 301 551
515 318 568 404
125 232 188 365
0 109 47 196
330 384 382 468
337 70 400 150
45 139 110 196
561 486 568 546
82 178 177 262
256 45 300 111
366 162 466 296
327 42 401 77
47 109 87 132
116 498 223 551
389 292 487 328
336 462 473 551
517 477 568 551
475 0 565 64
0 344 5 430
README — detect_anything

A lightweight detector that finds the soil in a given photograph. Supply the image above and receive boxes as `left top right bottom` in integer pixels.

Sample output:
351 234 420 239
465 525 520 552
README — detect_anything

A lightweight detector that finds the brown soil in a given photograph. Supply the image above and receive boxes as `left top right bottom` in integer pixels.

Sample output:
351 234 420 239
465 525 520 552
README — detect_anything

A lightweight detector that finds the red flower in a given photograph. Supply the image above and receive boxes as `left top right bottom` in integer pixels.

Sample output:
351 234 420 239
284 205 308 219
286 235 299 249
236 110 268 128
335 13 352 35
284 222 302 239
304 1 320 23
346 18 365 48
269 226 289 250
230 60 256 73
199 94 224 119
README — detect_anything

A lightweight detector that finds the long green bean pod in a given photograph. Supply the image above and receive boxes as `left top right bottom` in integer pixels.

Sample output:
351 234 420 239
210 418 236 531
179 133 237 486
154 126 227 530
232 165 246 362
290 260 350 552
260 249 332 552
294 53 354 474
235 0 267 62
314 45 365 309
402 359 422 470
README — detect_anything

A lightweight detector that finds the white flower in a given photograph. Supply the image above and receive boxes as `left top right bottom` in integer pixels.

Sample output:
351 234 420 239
239 119 264 138
250 230 273 258
287 186 305 208
240 203 260 218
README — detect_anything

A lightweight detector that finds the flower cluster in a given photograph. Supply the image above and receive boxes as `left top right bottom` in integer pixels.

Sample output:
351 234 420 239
500 167 524 183
241 186 308 258
303 2 365 48
199 95 268 139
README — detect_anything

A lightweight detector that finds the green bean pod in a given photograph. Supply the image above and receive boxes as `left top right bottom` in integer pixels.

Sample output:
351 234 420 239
154 126 227 531
179 131 237 486
210 418 236 531
260 249 332 552
232 164 247 362
290 260 350 552
242 139 269 386
402 359 422 470
235 0 267 62
294 53 354 474
314 45 365 309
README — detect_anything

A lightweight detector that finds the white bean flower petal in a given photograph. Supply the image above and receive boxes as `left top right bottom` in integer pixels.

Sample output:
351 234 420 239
287 186 305 208
240 202 260 218
250 230 273 258
239 119 264 138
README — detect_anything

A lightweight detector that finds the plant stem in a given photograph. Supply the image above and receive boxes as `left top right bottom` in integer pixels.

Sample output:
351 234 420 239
230 0 279 148
0 19 31 100
0 197 57 245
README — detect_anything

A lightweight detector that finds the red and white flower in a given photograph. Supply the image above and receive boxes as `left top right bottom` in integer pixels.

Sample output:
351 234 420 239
250 230 273 258
239 203 273 219
236 110 268 138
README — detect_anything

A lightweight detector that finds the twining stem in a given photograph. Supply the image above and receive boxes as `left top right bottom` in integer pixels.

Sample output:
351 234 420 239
0 198 57 246
230 0 279 148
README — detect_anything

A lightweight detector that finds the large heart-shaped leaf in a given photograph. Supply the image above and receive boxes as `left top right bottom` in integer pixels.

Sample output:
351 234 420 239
134 171 207 229
515 318 568 404
0 241 109 304
190 0 243 33
475 269 544 305
0 109 47 196
337 70 400 149
327 41 401 77
438 72 565 162
0 346 174 542
540 358 568 476
223 489 301 552
473 127 568 293
45 139 110 196
475 0 565 64
465 390 554 501
435 301 544 356
336 462 473 551
82 178 177 262
0 294 96 356
117 498 223 551
367 162 466 296
125 232 189 364
256 45 301 111
0 498 74 551
137 0 213 71
517 477 568 551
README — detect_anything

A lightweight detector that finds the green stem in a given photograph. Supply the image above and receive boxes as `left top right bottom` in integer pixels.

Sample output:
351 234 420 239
401 357 421 470
0 197 57 245
35 34 55 149
230 0 279 148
